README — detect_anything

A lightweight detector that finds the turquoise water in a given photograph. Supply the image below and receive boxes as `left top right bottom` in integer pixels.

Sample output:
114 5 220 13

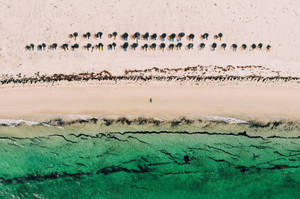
0 128 300 199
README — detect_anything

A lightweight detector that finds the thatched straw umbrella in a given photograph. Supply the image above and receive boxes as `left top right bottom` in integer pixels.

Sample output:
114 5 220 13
151 33 157 40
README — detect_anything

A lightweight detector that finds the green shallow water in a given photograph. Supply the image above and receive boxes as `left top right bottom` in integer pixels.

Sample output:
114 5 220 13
0 130 300 199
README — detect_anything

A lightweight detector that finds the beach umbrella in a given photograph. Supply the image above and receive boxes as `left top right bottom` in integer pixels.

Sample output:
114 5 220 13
216 33 223 41
25 45 31 51
41 43 46 51
71 43 79 50
178 32 185 40
187 43 194 50
142 32 149 40
50 43 58 50
142 44 148 51
96 43 104 51
159 43 166 51
201 33 209 40
85 43 92 51
61 44 68 51
73 32 78 40
150 43 156 50
30 43 34 50
266 45 271 52
132 32 141 41
231 44 238 51
151 33 157 40
168 44 175 50
241 44 247 50
112 32 118 40
187 34 195 41
112 42 116 50
37 45 42 51
131 43 138 50
107 44 113 50
121 33 129 41
160 33 167 41
251 44 257 50
200 43 205 49
169 33 176 42
95 32 103 39
83 32 91 39
211 43 217 51
221 43 227 50
121 42 129 51
258 43 263 49
176 42 182 50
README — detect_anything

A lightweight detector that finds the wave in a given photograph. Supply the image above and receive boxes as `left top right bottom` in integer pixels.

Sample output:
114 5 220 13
0 119 44 127
0 115 299 133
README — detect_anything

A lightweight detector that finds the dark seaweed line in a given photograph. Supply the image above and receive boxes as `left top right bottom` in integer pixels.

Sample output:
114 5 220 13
1 75 300 85
2 117 299 135
2 131 300 146
1 158 300 185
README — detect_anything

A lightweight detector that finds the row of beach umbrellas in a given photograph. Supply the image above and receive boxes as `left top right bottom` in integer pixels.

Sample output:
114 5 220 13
68 32 221 41
25 42 271 52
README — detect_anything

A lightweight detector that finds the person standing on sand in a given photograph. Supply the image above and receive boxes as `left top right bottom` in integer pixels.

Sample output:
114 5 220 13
150 98 152 103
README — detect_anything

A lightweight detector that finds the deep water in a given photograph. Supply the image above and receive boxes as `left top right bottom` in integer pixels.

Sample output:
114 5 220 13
0 131 300 199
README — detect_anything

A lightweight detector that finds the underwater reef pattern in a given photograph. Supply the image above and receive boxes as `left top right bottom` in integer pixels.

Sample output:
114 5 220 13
0 127 300 198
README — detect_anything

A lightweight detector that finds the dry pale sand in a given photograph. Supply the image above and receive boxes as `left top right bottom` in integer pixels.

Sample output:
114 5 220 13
0 0 300 76
0 0 300 121
0 81 299 121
